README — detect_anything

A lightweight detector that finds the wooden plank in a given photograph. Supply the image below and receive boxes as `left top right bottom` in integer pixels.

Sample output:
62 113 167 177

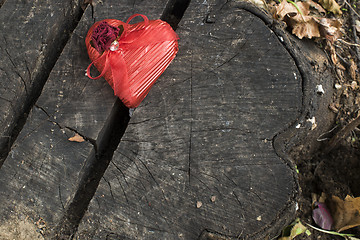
0 0 84 166
0 1 168 238
0 6 106 239
76 1 302 239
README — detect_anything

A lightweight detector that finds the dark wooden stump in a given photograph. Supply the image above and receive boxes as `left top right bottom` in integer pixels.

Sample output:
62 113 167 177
0 0 336 239
74 1 303 239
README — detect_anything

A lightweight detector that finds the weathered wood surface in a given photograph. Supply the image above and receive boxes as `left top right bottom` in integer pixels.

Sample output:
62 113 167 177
75 1 302 239
0 5 107 237
0 0 337 239
0 1 167 238
0 0 84 166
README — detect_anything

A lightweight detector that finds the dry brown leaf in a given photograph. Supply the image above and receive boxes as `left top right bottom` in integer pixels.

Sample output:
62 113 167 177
327 41 341 67
274 0 342 40
349 59 358 81
329 43 346 72
275 1 322 39
275 0 310 21
68 133 85 143
317 18 342 42
328 195 360 232
308 0 327 15
291 15 321 39
319 0 342 15
329 103 339 113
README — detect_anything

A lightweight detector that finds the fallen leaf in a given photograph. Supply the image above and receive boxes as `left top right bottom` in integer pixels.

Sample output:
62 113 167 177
330 45 337 65
328 195 360 232
349 59 358 81
68 133 85 143
319 0 342 15
275 0 310 21
279 218 310 240
275 0 322 39
289 221 308 238
308 0 327 15
312 202 334 230
196 201 202 208
317 18 342 42
291 15 321 39
273 0 343 40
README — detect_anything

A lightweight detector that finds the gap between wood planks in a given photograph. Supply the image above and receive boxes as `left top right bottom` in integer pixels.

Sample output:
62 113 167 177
0 0 87 168
0 0 6 8
52 0 191 239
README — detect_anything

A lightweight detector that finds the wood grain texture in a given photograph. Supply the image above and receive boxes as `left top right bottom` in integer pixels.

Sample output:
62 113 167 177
0 0 84 166
0 6 107 237
76 1 302 239
0 1 167 237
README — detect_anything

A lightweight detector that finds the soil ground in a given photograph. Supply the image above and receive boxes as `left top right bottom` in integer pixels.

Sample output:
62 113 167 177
294 146 360 239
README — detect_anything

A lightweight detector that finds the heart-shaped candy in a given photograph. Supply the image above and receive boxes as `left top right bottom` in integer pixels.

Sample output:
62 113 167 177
86 14 179 108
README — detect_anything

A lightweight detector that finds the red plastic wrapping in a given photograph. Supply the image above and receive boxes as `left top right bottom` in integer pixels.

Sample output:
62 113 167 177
86 14 179 108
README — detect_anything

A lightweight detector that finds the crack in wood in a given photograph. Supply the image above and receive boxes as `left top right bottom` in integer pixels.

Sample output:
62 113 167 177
65 126 97 151
111 162 130 203
102 176 115 200
117 151 152 188
111 161 129 186
0 95 12 103
188 51 193 185
0 0 87 168
2 43 29 95
34 104 97 149
232 191 245 219
58 184 65 210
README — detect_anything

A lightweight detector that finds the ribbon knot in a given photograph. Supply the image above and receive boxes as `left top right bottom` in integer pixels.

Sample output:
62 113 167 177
86 14 179 106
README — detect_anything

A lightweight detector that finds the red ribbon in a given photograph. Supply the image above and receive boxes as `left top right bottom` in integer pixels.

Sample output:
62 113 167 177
86 14 179 103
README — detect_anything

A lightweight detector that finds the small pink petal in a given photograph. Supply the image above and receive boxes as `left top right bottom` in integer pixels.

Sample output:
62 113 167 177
312 202 333 230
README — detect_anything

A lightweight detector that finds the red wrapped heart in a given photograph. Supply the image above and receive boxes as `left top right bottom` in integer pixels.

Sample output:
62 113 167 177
86 14 179 108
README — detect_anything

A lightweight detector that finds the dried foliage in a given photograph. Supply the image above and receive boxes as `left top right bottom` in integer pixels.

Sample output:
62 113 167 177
328 195 360 232
319 0 342 15
273 0 342 40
